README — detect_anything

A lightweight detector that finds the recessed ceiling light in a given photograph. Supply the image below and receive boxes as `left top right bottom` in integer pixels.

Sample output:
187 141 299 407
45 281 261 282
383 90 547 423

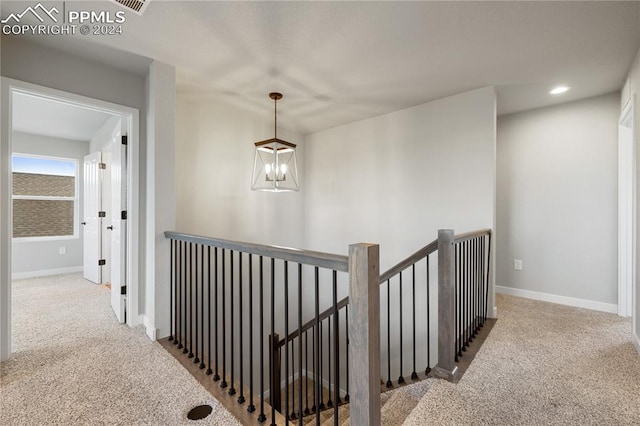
550 86 570 95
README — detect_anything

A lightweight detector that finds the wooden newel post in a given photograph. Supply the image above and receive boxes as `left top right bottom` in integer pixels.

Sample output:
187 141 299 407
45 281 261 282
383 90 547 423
348 243 381 426
269 333 282 413
434 229 460 381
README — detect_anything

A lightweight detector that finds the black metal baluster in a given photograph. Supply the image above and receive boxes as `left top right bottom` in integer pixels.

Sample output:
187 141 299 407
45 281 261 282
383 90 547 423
229 251 236 396
455 244 460 360
327 317 332 408
200 245 205 369
284 261 289 423
473 238 480 337
188 243 194 358
345 306 349 402
169 240 174 342
258 256 266 423
464 241 469 349
314 267 320 421
207 246 213 375
291 342 295 420
178 241 184 350
221 249 228 388
194 245 200 365
248 254 256 413
270 258 276 426
481 236 486 325
485 234 492 322
398 271 405 384
411 264 417 380
213 247 220 382
238 253 245 404
386 279 392 388
332 270 340 426
312 306 317 413
297 263 303 423
426 255 431 374
319 320 325 411
305 330 310 415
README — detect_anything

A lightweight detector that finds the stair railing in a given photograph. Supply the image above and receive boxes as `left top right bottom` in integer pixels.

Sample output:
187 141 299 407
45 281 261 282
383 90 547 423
164 231 380 426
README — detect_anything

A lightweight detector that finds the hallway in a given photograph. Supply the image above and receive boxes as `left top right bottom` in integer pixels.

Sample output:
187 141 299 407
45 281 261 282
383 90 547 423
0 274 239 425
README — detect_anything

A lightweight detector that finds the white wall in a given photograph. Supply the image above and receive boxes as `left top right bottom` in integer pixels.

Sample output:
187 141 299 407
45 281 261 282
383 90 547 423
303 86 497 380
304 87 496 268
145 61 176 340
175 97 305 248
496 93 620 312
622 46 640 350
11 132 88 276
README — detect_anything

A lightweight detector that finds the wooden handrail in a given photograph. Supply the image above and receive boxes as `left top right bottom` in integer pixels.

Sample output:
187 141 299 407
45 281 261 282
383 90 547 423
278 238 439 347
453 228 491 244
164 231 349 272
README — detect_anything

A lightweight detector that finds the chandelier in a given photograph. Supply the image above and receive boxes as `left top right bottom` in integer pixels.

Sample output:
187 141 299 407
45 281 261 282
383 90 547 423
251 93 300 192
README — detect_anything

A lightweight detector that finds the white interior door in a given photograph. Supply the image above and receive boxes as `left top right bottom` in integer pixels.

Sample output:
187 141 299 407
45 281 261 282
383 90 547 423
101 145 112 285
110 130 127 323
83 152 102 284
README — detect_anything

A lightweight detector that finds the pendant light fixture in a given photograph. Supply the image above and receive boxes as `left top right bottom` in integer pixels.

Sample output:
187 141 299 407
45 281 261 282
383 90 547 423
251 92 300 192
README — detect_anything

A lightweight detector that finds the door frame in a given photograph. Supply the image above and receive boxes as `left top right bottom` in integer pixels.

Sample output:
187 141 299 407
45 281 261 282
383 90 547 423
619 96 636 318
0 77 140 361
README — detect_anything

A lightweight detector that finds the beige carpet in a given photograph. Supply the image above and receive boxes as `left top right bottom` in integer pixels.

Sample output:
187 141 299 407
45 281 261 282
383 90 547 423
0 273 240 425
404 294 640 425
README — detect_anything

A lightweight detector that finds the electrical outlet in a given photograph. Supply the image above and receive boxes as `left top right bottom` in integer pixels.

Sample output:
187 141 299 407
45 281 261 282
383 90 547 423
59 246 66 255
514 259 522 271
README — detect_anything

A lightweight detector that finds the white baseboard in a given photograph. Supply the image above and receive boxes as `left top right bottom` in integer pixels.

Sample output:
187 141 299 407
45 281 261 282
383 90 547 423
496 286 618 314
12 266 83 280
633 333 640 356
492 306 498 318
142 315 157 340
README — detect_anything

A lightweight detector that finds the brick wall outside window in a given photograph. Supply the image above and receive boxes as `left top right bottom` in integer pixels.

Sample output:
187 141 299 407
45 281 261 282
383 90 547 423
12 172 76 238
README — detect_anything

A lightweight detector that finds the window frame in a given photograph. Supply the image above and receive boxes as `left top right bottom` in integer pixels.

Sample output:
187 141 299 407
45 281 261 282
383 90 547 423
11 153 80 243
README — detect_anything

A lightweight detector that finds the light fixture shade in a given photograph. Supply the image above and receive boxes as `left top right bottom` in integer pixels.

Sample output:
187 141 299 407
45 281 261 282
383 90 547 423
251 138 300 192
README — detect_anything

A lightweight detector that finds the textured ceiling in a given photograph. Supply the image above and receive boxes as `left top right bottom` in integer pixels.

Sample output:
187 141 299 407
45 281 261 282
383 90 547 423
2 1 639 134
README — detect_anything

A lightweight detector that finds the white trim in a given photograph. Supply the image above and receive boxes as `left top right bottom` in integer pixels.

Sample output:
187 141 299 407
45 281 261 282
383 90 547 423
142 315 157 340
492 306 498 318
618 96 636 317
496 286 618 314
633 333 640 356
11 266 83 280
1 77 142 361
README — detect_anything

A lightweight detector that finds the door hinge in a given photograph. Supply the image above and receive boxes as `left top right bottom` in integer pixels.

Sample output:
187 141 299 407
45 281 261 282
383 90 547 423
99 162 106 169
98 211 106 218
121 286 127 295
121 211 127 220
121 135 128 145
98 259 106 266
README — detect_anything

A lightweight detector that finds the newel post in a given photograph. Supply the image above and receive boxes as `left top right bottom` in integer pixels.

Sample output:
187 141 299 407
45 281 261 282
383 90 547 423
348 243 381 426
434 229 460 381
269 333 282 412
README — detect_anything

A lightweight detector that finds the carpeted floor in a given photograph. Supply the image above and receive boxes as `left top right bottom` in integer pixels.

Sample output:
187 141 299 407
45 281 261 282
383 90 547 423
3 275 640 425
0 273 240 425
404 294 640 425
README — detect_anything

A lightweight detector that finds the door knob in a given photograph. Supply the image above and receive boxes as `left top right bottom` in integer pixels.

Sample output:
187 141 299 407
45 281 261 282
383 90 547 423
107 226 113 230
81 222 86 225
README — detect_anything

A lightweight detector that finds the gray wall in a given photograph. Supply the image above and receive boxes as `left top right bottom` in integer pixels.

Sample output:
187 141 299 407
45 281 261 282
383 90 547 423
303 86 497 382
11 132 88 275
496 93 620 308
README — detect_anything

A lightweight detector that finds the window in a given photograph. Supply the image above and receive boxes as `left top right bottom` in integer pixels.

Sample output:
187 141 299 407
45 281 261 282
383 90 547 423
12 154 79 240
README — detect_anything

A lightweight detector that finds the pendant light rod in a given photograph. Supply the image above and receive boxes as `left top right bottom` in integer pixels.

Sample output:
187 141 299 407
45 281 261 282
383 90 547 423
269 92 282 140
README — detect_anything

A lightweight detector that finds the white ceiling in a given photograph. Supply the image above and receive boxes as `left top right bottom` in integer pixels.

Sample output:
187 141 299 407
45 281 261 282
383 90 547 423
12 92 115 141
2 1 639 134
